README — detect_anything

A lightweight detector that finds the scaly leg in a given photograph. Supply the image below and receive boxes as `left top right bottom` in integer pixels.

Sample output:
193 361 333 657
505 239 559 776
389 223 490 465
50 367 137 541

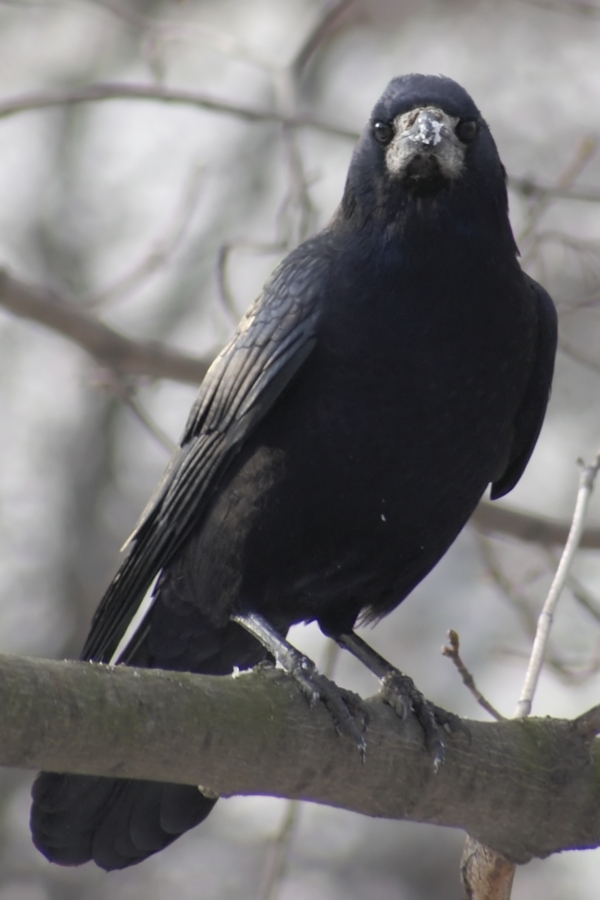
231 611 366 755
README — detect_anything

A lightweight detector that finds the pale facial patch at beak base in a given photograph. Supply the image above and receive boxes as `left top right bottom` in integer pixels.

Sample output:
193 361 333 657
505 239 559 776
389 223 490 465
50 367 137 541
385 107 466 182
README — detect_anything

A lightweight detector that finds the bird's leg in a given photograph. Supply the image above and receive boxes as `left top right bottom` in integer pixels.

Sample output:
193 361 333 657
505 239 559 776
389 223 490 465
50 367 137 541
231 611 366 755
335 631 446 770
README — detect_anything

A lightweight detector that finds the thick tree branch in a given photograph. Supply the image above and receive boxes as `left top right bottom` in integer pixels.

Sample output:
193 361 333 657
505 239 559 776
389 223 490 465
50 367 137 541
2 652 600 864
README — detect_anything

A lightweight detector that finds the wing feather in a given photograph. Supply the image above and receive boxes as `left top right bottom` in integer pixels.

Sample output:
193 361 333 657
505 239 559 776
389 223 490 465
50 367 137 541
491 275 557 499
81 241 329 662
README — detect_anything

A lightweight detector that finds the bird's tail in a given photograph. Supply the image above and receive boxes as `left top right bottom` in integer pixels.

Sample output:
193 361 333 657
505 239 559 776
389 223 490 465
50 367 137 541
31 774 216 870
30 602 267 870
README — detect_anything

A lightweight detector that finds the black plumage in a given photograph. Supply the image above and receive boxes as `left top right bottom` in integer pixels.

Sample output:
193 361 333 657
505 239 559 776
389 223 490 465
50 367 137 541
30 73 557 870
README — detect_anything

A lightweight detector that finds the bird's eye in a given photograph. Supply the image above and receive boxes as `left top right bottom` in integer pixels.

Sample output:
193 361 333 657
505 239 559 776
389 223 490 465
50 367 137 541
456 119 478 143
373 121 393 145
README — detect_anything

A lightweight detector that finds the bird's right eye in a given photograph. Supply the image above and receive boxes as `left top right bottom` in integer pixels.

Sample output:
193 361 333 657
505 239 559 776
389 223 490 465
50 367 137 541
373 121 393 145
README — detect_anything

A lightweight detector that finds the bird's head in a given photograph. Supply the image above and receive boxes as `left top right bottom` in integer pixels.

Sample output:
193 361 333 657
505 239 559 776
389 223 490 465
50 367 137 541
340 74 510 233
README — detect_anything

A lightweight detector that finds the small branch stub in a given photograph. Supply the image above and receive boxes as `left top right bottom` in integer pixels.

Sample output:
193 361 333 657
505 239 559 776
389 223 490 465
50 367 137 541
442 630 504 722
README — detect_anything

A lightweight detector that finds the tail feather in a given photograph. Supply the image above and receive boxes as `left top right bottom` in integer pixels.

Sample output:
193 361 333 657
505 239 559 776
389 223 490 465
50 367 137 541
31 774 215 870
31 606 269 870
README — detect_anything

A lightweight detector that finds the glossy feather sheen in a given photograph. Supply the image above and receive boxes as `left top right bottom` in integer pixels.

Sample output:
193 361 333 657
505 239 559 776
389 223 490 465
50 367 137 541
31 74 557 870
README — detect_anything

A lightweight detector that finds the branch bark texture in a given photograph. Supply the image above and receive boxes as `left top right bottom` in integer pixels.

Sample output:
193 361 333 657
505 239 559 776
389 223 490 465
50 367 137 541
2 652 600 864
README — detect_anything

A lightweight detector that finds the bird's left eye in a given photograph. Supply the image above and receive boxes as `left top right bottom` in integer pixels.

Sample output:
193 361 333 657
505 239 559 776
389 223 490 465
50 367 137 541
456 119 478 143
373 121 393 145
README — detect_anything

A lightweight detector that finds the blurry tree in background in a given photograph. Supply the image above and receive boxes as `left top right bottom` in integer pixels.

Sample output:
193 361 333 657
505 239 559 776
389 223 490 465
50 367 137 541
2 0 600 898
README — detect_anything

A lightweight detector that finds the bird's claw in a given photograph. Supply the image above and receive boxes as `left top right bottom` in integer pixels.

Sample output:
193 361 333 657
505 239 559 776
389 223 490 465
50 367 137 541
289 654 368 758
378 670 445 771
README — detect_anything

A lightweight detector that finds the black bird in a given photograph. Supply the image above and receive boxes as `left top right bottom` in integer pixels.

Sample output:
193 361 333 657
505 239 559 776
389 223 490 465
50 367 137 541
31 73 557 871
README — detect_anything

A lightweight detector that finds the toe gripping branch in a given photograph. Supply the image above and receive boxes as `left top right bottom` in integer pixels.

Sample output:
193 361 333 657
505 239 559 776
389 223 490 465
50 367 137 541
335 631 447 771
231 612 366 756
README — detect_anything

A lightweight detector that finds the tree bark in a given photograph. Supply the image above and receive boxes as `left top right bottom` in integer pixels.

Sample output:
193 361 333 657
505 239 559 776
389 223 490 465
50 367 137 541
1 652 599 864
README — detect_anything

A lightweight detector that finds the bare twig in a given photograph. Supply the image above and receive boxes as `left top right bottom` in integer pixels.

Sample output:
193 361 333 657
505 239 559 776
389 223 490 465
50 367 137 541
83 0 150 30
476 534 599 682
86 165 206 309
259 800 300 900
0 268 211 384
95 372 177 454
0 83 360 140
476 531 542 634
508 176 600 204
86 0 278 72
442 630 505 721
542 545 600 623
521 0 600 15
518 137 598 263
567 573 600 623
558 338 600 373
471 501 600 550
292 0 354 75
498 642 600 685
515 450 600 718
216 239 287 325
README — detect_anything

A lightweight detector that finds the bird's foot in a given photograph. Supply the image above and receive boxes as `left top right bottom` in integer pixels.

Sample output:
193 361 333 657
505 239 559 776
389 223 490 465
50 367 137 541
288 653 368 758
378 670 446 771
232 612 367 756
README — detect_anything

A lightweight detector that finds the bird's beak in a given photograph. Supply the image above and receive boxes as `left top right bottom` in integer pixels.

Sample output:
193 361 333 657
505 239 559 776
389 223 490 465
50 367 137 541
385 106 465 186
402 108 448 149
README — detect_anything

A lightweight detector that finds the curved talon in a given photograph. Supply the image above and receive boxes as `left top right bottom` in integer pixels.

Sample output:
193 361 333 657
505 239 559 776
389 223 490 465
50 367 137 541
292 662 367 755
378 670 445 769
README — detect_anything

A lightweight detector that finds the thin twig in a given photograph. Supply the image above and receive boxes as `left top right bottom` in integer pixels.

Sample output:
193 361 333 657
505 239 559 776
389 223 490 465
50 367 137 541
258 801 300 900
442 630 505 721
567 574 600 623
498 643 600 685
471 501 600 550
216 239 287 325
292 0 354 75
521 0 600 15
515 450 600 718
83 0 150 30
97 373 177 454
475 531 540 636
465 451 600 900
0 82 360 140
508 177 600 204
474 533 593 684
542 545 600 623
86 0 278 72
86 164 206 309
518 137 598 263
